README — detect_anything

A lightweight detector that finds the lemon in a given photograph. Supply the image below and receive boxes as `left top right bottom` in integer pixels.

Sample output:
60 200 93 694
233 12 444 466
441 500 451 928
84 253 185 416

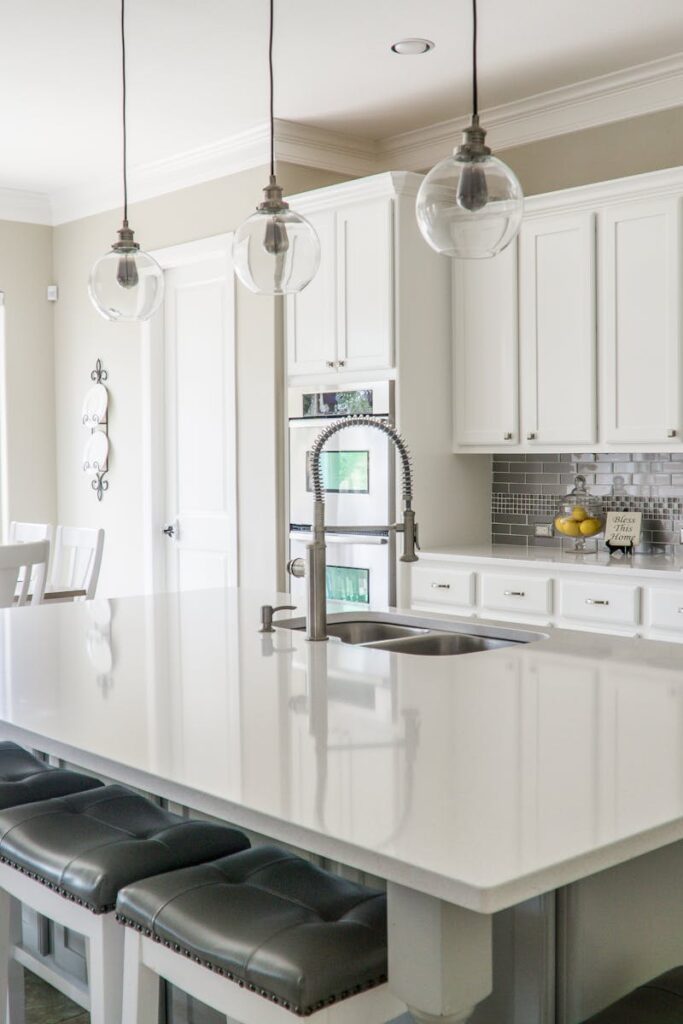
571 505 588 522
579 517 601 536
555 517 580 537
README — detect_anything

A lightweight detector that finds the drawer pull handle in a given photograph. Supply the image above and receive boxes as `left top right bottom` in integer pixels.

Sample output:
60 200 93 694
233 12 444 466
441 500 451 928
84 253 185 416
431 583 451 589
504 590 525 597
586 599 609 606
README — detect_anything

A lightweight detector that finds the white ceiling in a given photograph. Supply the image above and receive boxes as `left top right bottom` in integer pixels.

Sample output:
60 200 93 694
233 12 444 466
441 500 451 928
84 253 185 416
2 0 683 197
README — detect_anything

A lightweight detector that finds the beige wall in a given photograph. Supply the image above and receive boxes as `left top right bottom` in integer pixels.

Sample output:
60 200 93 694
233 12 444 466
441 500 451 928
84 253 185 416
52 163 347 597
499 105 683 195
0 220 55 534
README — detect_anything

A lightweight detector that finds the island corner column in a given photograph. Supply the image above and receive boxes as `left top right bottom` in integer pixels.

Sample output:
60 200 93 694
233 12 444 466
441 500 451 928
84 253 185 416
387 882 493 1023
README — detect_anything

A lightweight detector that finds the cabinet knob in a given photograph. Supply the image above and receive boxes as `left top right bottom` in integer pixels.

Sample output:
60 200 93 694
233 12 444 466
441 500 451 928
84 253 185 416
668 428 677 438
337 360 346 368
526 432 537 441
503 432 513 441
325 361 335 368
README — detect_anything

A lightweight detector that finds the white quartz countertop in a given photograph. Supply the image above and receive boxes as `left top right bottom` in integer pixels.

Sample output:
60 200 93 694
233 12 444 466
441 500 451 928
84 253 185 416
420 542 683 579
1 587 683 913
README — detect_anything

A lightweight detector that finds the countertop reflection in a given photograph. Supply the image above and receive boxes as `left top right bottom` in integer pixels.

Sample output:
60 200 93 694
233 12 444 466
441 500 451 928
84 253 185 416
0 587 682 913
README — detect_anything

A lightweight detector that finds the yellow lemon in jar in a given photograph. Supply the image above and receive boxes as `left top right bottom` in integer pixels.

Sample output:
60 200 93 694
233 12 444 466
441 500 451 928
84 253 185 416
579 517 602 536
571 505 588 522
555 517 580 537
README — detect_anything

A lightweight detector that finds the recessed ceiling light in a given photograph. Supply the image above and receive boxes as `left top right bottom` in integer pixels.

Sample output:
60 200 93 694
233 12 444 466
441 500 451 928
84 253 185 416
390 38 435 55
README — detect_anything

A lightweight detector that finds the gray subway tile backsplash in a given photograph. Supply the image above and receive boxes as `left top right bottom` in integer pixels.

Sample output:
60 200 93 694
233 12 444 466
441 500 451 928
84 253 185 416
491 453 683 552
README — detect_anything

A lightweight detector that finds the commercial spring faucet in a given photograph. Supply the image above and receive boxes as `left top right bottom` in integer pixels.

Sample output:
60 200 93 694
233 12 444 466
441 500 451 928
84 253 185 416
287 416 419 641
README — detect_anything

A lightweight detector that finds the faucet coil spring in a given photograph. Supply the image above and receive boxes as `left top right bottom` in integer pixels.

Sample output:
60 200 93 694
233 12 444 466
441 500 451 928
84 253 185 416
308 416 414 505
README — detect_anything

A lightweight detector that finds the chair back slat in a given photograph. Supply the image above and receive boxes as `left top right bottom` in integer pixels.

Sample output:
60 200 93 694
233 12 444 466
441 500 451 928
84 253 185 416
0 541 50 608
51 527 104 599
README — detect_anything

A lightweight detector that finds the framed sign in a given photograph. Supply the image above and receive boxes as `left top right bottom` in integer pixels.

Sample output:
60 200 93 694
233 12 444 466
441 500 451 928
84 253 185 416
605 512 642 552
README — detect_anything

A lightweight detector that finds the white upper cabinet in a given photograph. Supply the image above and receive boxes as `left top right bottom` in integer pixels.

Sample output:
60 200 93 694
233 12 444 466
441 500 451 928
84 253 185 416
286 193 394 378
453 244 519 447
520 212 596 447
452 169 683 452
286 210 337 376
599 197 682 445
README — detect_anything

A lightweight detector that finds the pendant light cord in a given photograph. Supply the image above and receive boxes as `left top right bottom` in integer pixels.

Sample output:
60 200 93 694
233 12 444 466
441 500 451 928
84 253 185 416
121 0 129 225
269 0 275 178
471 0 478 119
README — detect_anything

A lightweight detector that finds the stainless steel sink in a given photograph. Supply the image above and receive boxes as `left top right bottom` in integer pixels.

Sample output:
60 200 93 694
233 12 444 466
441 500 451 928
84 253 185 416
275 612 547 656
326 621 429 644
363 632 515 656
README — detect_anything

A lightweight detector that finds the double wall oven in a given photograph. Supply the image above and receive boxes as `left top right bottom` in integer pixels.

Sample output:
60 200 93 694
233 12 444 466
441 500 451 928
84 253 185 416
288 381 396 608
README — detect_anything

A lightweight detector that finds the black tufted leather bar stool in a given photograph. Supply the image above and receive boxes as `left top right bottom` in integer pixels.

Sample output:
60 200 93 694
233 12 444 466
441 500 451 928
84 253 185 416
580 967 683 1023
0 741 102 807
0 783 250 1024
116 845 404 1023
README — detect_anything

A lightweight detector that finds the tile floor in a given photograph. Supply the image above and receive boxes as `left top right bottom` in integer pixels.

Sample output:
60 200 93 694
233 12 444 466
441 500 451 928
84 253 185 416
25 971 87 1024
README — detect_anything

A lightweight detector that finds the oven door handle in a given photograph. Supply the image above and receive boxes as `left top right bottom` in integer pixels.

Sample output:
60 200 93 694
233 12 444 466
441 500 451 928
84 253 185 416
289 531 388 546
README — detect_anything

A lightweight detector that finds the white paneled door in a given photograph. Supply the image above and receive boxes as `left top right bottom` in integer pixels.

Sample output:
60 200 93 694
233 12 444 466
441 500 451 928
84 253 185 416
144 235 238 594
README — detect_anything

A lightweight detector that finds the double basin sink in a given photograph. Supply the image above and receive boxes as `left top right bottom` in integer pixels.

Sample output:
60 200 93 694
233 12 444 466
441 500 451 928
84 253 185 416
277 612 546 656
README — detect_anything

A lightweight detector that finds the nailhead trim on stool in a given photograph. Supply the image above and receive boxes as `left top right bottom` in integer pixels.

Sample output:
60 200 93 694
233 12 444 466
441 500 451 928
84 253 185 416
116 845 388 1017
0 741 102 807
0 784 251 912
581 966 683 1023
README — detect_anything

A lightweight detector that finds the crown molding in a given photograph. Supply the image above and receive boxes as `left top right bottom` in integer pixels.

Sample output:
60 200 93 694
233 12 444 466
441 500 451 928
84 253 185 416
18 50 683 226
379 52 683 171
0 187 52 226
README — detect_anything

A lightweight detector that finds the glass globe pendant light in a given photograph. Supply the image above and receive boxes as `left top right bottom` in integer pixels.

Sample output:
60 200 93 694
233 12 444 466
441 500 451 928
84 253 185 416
416 0 524 259
232 0 320 295
89 0 164 321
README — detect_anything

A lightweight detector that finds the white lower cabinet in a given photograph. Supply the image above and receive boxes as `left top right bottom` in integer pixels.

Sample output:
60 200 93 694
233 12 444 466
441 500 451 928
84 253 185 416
480 572 553 620
410 558 683 640
558 580 640 633
410 565 476 613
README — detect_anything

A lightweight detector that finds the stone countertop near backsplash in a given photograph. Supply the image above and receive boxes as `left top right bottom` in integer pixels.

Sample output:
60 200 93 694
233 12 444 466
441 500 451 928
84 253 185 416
492 452 683 552
420 543 683 579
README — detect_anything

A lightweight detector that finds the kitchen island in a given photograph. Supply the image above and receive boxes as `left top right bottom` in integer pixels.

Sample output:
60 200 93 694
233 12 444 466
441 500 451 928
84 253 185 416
1 586 683 1022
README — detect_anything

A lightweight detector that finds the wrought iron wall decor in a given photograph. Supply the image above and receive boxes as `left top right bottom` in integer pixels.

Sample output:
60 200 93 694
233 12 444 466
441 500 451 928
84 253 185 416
82 359 110 501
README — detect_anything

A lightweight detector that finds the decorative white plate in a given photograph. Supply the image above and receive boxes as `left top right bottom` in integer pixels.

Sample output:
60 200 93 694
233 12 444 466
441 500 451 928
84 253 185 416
83 431 109 475
82 383 108 426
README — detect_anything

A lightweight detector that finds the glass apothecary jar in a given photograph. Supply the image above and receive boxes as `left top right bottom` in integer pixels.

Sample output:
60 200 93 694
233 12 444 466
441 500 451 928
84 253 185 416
554 475 605 552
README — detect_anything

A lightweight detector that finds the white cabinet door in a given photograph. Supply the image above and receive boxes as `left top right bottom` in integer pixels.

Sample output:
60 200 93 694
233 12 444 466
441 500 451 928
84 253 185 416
286 209 337 376
336 198 394 372
520 213 596 446
453 243 518 447
600 197 682 444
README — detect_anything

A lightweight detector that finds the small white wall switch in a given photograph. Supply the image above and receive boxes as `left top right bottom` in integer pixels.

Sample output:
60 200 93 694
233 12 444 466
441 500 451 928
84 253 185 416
46 285 59 302
535 523 553 538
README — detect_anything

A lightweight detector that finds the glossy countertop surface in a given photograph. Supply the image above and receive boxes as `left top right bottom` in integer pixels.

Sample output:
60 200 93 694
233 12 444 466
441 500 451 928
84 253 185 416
1 587 683 913
421 542 683 578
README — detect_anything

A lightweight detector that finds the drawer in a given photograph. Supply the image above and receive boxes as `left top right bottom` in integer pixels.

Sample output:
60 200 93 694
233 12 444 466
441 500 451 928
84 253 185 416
480 573 552 616
647 587 683 635
411 565 475 608
559 580 640 628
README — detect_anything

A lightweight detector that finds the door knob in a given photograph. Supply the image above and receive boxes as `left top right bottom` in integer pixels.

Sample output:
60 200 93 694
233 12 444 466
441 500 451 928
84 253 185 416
162 524 175 538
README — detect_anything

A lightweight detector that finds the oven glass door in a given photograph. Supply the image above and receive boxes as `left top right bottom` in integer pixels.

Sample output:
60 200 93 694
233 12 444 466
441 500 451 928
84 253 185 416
289 533 392 607
289 420 392 528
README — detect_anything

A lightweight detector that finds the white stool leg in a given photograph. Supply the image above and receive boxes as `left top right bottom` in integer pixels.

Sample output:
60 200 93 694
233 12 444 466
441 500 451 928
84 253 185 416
0 892 25 1024
86 913 125 1024
122 929 160 1024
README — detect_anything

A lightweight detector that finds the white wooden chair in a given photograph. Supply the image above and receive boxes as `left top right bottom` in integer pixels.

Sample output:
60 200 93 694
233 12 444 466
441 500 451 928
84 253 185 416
7 522 53 546
50 526 104 600
0 541 50 607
